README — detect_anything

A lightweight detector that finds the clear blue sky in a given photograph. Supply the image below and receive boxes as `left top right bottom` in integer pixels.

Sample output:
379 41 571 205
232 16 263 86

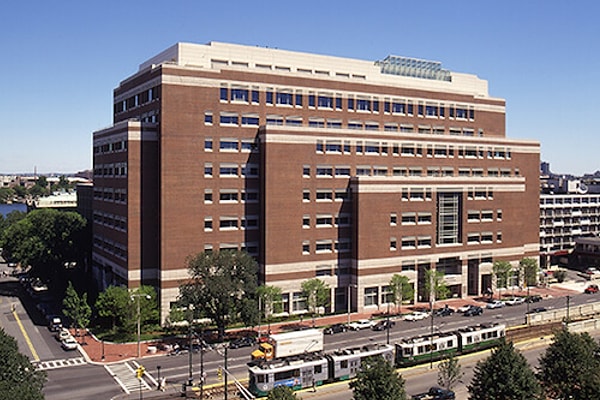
1 0 598 176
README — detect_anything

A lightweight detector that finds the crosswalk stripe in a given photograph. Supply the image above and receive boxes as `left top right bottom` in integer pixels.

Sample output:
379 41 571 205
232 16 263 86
35 357 86 370
105 361 152 394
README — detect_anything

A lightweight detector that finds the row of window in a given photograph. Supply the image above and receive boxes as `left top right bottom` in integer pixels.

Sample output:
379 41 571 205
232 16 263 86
466 232 503 244
302 214 351 228
390 212 432 225
304 164 519 179
316 140 511 160
94 140 128 155
218 86 475 121
94 163 128 178
541 195 600 205
301 239 352 255
206 110 479 136
204 163 259 178
93 211 127 232
203 216 259 231
204 137 257 152
302 188 350 202
93 188 127 203
467 209 503 222
93 235 127 261
203 189 259 204
203 242 258 256
114 86 160 115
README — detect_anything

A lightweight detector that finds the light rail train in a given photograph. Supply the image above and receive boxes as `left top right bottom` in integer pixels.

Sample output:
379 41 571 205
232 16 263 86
248 323 505 397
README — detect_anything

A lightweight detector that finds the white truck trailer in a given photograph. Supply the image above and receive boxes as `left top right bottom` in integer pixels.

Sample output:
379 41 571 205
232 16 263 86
251 329 324 361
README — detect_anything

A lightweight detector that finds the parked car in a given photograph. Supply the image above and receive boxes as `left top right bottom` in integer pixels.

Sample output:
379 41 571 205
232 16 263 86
504 297 525 306
228 336 256 349
324 323 347 335
456 304 473 313
61 336 78 351
434 306 454 317
486 300 506 309
48 316 63 332
527 307 547 314
348 319 375 330
525 295 543 303
463 306 483 316
584 284 599 294
372 320 395 331
55 328 71 342
412 386 456 399
404 311 430 322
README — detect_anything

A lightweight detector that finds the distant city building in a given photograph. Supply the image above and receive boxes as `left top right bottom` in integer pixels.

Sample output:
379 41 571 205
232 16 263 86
27 191 78 211
92 41 540 321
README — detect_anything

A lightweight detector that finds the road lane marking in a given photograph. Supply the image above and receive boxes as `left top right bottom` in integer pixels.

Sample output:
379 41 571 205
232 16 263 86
13 308 40 362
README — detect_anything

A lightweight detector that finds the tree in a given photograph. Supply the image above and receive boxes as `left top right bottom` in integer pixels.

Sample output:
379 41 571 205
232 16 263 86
62 281 92 337
437 353 463 390
95 285 131 331
519 257 538 287
301 278 330 326
179 250 258 339
492 260 512 299
266 385 298 400
468 339 542 400
349 356 407 400
538 329 600 399
257 285 282 332
0 209 87 280
424 268 449 304
389 274 413 314
0 327 46 400
0 187 15 204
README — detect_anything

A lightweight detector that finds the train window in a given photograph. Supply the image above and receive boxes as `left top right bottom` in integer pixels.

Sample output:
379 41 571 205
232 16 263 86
257 375 266 383
447 340 454 347
314 365 322 374
466 336 473 344
403 347 412 356
340 360 348 369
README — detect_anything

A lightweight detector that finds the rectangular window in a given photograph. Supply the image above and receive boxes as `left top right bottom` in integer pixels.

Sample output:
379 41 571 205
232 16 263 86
219 139 238 151
230 88 249 102
252 90 259 103
204 190 212 203
204 112 213 124
295 93 303 107
241 114 259 126
220 87 228 101
318 96 333 109
204 138 213 151
308 94 315 107
219 164 238 177
276 91 293 105
348 98 354 110
266 115 283 125
437 193 461 245
219 113 238 125
364 287 378 306
266 90 273 105
336 97 342 110
204 163 213 177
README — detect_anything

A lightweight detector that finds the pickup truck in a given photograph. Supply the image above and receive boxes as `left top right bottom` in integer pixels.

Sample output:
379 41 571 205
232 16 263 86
411 387 455 400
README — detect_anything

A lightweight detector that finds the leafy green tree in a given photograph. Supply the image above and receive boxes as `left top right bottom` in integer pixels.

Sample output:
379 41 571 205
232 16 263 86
468 339 542 400
519 257 538 287
13 185 26 198
437 353 463 390
0 210 26 241
389 274 413 314
492 260 512 299
538 329 600 399
62 281 92 337
425 268 449 304
0 209 86 280
95 285 131 331
257 285 282 331
266 385 298 400
301 278 330 326
179 250 258 339
0 328 46 400
350 356 407 400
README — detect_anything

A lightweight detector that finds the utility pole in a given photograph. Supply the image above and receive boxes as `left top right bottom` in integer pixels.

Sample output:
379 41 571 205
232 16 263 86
224 346 228 400
566 295 571 327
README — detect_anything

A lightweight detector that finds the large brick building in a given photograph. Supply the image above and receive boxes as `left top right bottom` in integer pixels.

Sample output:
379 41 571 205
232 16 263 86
92 42 540 320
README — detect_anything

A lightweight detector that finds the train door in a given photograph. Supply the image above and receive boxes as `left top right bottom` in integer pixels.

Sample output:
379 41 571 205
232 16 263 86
301 367 313 389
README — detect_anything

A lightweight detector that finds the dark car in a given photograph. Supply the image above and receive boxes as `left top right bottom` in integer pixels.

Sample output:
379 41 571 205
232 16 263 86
525 295 543 303
372 320 395 331
228 336 256 349
324 323 347 335
463 306 483 316
412 386 456 400
527 307 547 314
434 306 455 317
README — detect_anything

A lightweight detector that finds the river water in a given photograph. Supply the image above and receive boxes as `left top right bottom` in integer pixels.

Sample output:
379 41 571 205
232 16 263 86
0 203 27 217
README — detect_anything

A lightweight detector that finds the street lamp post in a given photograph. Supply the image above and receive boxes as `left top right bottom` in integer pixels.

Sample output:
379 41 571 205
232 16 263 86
347 284 357 326
131 293 151 359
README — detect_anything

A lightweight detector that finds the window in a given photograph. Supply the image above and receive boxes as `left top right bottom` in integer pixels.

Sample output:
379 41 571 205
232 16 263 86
315 240 333 253
437 193 461 245
335 189 349 201
318 95 333 109
204 138 213 151
308 94 316 107
364 287 378 306
390 213 397 226
303 215 310 228
335 166 350 176
252 89 259 103
316 166 333 177
276 91 293 105
285 116 302 126
219 216 238 230
357 99 371 111
303 190 310 201
316 215 333 227
204 163 213 177
401 237 416 249
402 213 416 225
266 90 273 105
241 114 259 126
302 241 310 254
220 139 238 151
220 112 238 125
220 87 228 101
204 190 212 203
219 164 238 177
316 190 333 201
303 165 311 177
418 213 432 224
230 88 249 102
390 238 397 251
204 112 213 124
295 93 303 107
266 115 283 125
219 190 238 203
241 191 258 202
204 217 213 231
